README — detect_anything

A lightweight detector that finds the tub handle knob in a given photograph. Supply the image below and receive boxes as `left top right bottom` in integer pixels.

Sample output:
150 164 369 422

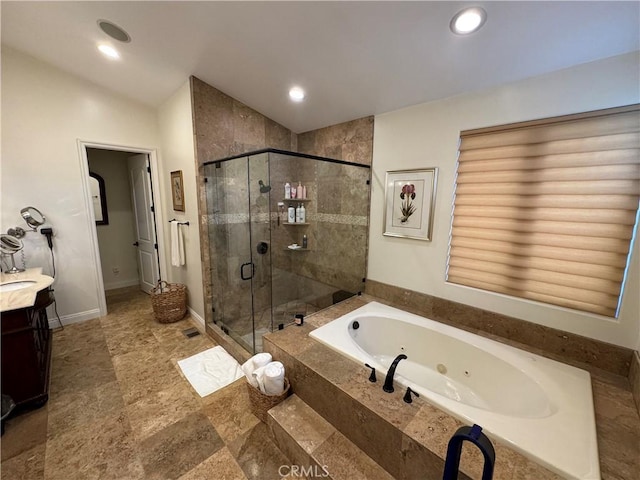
403 387 419 404
364 363 377 383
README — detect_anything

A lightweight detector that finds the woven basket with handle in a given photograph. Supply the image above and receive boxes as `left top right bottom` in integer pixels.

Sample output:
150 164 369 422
150 281 187 323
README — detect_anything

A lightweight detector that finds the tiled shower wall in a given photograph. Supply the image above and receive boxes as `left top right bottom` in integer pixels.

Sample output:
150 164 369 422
191 76 374 339
191 77 294 334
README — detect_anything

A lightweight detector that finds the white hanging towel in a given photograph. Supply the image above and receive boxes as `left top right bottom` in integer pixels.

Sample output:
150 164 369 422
170 221 185 267
241 352 272 387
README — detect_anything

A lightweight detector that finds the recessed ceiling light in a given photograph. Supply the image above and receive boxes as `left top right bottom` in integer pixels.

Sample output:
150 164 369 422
98 44 120 59
450 7 487 35
97 19 131 43
289 87 305 102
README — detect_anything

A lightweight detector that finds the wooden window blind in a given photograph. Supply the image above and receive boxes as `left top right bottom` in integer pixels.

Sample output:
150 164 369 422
447 105 640 317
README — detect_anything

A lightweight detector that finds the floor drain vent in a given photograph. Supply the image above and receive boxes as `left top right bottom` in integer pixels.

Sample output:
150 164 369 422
182 328 201 338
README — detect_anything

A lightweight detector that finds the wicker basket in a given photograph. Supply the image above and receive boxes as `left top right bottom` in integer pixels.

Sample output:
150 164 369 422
150 281 187 323
246 377 290 422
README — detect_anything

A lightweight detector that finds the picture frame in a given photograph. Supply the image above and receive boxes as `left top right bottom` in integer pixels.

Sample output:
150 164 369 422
171 170 185 212
383 168 438 241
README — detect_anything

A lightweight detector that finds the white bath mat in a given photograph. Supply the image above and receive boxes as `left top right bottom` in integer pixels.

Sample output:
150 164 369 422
177 346 244 397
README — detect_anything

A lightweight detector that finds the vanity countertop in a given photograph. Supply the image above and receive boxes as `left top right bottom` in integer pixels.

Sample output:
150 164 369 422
0 268 54 312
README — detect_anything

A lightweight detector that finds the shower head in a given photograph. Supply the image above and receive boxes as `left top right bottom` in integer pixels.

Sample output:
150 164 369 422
258 180 271 193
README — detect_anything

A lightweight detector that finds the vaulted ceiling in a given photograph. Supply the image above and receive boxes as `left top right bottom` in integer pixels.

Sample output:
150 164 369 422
2 1 638 132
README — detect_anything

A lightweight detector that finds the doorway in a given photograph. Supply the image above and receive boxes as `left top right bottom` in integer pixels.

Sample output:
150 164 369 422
79 142 166 316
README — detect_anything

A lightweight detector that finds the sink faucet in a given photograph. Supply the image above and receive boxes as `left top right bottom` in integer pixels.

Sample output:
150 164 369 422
383 354 407 393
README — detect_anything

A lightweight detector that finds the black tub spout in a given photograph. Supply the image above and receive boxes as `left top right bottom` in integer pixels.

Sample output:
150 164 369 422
383 354 407 393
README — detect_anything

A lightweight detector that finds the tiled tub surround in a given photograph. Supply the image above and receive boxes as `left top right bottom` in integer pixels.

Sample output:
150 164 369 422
264 295 640 480
310 302 599 479
631 351 640 416
365 280 634 378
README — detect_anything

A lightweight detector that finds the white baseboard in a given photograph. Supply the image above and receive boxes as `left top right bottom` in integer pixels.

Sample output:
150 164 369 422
188 307 205 329
104 278 139 291
48 308 101 328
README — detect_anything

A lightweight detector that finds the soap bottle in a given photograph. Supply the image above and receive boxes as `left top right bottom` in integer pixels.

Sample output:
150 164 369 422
298 203 306 223
302 234 308 249
295 204 302 223
297 181 304 199
287 205 295 223
302 184 307 199
285 182 291 199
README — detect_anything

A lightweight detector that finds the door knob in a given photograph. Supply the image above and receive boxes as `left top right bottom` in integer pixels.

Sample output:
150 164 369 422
133 241 139 246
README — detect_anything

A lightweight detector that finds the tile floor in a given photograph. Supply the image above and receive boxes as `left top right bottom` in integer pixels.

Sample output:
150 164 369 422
0 287 295 480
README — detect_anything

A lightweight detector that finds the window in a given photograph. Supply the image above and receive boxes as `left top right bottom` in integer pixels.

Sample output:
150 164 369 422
447 105 640 317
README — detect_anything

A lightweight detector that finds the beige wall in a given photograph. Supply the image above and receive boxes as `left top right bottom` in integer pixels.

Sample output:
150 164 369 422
1 47 159 324
368 52 640 349
157 81 205 323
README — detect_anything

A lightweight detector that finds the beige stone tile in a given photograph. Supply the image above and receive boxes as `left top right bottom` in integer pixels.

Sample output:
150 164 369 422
201 379 260 444
1 406 48 461
112 344 184 405
44 411 144 480
227 423 290 480
628 350 640 416
178 447 247 480
138 412 224 480
268 395 334 455
102 323 159 357
1 443 46 480
46 380 125 440
49 346 117 397
313 431 394 480
126 381 201 442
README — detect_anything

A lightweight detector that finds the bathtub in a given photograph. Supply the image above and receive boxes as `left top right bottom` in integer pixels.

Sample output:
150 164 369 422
309 301 599 480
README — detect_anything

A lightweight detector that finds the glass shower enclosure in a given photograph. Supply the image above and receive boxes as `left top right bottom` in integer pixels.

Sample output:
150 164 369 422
204 149 370 354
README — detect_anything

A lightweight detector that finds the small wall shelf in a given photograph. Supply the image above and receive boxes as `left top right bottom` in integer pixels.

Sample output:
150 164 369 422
284 248 311 252
283 198 311 202
284 222 310 226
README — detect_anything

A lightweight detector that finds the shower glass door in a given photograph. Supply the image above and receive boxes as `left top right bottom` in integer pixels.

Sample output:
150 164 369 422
205 153 272 353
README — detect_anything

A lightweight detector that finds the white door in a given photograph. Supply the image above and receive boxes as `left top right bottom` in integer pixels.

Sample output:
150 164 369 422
128 154 159 293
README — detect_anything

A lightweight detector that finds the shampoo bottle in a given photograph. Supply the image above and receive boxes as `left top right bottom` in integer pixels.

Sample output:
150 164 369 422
302 234 308 249
285 183 291 199
297 182 304 199
287 205 295 223
298 203 306 223
295 204 302 223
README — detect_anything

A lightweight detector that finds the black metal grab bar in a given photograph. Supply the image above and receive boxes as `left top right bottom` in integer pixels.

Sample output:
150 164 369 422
442 424 495 480
168 219 190 225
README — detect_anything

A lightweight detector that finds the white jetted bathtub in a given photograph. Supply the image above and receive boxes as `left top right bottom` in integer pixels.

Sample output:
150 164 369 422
309 301 599 479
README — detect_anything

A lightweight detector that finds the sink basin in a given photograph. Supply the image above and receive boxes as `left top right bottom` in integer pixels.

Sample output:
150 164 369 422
0 280 37 292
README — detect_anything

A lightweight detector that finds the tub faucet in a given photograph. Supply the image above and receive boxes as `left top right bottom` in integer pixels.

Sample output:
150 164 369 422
383 354 407 393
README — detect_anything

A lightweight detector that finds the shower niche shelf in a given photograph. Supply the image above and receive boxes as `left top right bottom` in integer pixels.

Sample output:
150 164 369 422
284 222 310 226
282 198 311 202
284 248 311 252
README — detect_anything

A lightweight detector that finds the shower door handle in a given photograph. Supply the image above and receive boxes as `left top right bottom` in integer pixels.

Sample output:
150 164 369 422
240 262 255 281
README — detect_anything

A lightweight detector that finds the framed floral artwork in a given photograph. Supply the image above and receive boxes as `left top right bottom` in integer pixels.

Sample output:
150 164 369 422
383 168 438 241
171 170 185 212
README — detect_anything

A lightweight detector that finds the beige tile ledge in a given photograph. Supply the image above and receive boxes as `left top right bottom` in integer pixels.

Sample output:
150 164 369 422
629 351 640 417
264 294 640 480
365 279 634 377
0 267 54 312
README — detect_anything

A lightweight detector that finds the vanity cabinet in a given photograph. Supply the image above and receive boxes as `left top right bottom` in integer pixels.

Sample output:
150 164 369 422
1 288 54 410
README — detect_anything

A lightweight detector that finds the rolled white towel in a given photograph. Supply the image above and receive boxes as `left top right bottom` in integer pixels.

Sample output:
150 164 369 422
263 361 285 395
252 365 268 393
241 352 272 388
